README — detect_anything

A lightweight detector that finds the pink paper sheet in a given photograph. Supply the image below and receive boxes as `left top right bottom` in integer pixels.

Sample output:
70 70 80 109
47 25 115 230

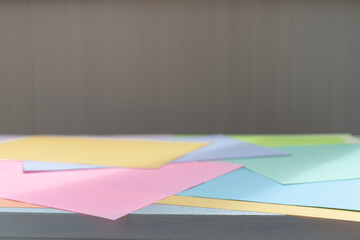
0 161 241 219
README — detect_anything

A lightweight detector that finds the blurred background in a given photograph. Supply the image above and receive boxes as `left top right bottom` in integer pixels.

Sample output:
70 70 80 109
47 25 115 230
0 0 359 134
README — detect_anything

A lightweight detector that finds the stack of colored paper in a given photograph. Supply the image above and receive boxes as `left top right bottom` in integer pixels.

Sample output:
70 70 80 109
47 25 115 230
0 134 285 219
160 134 360 222
1 133 360 222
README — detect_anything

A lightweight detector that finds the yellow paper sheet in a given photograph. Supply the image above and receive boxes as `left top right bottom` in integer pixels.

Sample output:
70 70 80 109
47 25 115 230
0 136 209 168
158 196 360 222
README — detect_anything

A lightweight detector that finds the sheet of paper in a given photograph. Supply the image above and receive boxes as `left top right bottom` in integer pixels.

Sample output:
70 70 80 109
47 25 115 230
158 196 360 222
0 136 209 169
0 135 172 172
227 144 360 184
176 168 360 213
172 135 287 162
21 134 172 171
22 135 287 172
0 161 241 219
229 134 359 146
23 162 110 171
0 199 44 208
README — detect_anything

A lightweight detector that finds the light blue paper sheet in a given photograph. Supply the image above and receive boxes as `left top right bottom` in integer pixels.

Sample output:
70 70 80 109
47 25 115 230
178 168 360 211
21 134 286 172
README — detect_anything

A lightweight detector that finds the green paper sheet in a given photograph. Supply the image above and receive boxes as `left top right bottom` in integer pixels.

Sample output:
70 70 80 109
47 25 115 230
177 134 358 146
227 144 360 184
229 134 359 147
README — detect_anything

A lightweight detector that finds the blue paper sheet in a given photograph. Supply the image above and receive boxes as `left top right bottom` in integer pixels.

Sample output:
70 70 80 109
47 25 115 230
178 168 360 211
21 135 286 172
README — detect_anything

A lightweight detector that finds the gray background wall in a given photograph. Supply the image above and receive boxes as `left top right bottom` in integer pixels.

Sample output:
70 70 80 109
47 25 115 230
0 0 359 134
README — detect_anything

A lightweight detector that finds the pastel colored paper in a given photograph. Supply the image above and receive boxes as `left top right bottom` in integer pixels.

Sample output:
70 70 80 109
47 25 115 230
158 196 360 223
227 144 360 184
0 135 26 143
0 136 209 169
0 199 44 208
229 134 359 147
22 134 173 172
177 168 360 213
23 161 110 172
0 161 241 219
172 135 287 163
22 135 286 172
